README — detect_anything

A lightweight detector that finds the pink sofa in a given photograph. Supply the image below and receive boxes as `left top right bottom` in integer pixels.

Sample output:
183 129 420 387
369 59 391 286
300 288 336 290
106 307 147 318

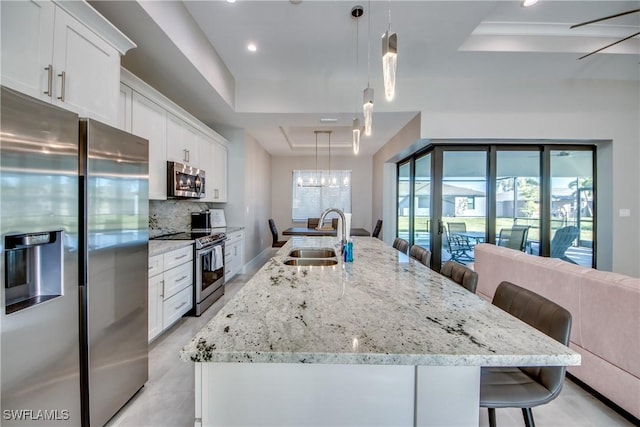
474 244 640 420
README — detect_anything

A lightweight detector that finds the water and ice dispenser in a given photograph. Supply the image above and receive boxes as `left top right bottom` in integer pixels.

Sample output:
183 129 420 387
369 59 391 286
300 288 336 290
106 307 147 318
3 230 63 314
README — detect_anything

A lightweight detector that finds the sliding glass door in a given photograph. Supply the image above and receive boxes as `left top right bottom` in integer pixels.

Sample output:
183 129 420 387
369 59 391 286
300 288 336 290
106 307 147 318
440 150 487 265
397 161 411 242
395 143 596 270
412 154 431 251
549 150 594 266
495 150 541 254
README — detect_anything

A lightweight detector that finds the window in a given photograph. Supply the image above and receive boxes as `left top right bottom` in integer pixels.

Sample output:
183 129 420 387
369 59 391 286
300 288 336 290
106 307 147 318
292 170 351 221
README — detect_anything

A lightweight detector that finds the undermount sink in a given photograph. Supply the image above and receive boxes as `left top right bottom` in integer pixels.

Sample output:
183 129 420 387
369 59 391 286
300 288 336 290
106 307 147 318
287 248 336 258
283 258 338 266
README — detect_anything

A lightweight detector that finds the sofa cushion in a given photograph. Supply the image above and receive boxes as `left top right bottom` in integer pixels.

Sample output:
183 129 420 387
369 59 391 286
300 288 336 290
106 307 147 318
578 269 640 378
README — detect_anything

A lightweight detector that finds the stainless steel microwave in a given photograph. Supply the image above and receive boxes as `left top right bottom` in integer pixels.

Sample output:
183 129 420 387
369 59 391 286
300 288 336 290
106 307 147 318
167 161 205 199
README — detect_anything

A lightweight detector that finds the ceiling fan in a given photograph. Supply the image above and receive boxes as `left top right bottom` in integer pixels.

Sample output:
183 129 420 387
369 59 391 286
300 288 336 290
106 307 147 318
570 8 640 59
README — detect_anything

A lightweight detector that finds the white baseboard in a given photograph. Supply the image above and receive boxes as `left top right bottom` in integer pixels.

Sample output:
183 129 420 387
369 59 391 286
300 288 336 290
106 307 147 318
241 246 276 276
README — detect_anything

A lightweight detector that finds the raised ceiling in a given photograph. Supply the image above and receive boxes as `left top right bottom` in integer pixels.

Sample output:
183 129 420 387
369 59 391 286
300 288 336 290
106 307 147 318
90 1 640 156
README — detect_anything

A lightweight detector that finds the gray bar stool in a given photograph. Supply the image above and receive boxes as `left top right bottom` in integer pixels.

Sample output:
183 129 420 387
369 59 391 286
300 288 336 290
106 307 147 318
480 281 572 427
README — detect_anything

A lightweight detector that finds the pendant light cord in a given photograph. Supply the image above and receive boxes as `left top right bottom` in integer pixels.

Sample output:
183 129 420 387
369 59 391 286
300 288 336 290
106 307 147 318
367 0 371 88
355 12 359 115
388 0 391 31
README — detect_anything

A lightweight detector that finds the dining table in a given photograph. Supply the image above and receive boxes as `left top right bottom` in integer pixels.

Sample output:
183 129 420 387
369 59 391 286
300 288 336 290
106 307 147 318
283 227 371 237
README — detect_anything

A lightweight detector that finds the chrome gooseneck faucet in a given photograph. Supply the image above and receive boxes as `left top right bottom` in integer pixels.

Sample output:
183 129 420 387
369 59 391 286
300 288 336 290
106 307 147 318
319 208 346 253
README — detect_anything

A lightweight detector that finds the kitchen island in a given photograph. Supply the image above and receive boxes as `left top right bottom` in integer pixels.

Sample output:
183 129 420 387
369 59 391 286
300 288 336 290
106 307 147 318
181 236 580 427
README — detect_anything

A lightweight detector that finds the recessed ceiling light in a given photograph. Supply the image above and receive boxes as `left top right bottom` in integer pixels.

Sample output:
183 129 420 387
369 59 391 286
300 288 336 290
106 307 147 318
320 118 337 123
247 43 257 52
227 0 236 3
521 0 539 7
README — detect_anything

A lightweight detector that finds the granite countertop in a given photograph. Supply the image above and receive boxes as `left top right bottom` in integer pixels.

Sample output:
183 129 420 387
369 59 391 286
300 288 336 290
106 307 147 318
148 226 244 257
149 240 193 257
180 236 581 367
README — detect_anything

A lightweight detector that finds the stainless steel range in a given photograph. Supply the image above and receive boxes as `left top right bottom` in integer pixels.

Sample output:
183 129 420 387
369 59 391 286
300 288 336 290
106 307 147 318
153 230 226 316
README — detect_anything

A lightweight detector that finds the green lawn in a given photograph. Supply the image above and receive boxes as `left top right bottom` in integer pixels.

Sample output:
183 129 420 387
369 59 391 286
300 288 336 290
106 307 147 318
397 216 593 243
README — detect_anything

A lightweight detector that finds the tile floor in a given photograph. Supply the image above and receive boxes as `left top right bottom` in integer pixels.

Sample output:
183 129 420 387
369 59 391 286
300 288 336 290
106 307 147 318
107 251 636 427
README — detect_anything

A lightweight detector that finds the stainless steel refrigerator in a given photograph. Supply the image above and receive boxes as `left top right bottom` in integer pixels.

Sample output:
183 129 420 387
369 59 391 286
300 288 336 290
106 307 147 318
1 86 149 426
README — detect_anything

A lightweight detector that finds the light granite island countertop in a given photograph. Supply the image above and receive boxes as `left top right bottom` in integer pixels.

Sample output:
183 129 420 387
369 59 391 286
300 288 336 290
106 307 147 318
181 236 580 427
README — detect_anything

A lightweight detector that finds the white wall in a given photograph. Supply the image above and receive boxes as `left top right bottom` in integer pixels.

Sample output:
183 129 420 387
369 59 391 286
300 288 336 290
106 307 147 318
271 155 373 236
372 78 640 277
217 127 272 266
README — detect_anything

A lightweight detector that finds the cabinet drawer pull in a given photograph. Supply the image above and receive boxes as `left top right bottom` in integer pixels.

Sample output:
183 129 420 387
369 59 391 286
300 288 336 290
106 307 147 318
44 65 53 97
175 275 187 282
175 301 187 310
57 71 66 101
174 254 188 260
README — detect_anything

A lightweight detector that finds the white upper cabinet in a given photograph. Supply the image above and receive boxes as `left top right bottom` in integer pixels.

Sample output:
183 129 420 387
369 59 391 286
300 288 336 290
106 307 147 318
198 134 214 202
131 91 167 200
118 83 133 132
121 68 228 203
167 113 199 166
211 141 228 203
1 0 134 127
0 1 55 99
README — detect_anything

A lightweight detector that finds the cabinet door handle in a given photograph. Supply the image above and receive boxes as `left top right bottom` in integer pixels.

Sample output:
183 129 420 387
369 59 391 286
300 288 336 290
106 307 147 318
44 65 53 97
57 71 66 101
186 149 190 162
175 301 187 310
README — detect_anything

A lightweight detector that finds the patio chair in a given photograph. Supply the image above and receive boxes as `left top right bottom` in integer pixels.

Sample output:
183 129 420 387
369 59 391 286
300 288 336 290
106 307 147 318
550 226 580 264
442 228 473 263
497 226 529 252
448 221 471 246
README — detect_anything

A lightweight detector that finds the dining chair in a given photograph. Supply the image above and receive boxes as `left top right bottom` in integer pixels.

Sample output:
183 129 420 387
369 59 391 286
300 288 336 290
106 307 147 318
409 245 431 267
372 219 383 239
497 226 529 252
480 281 572 427
392 237 410 254
439 260 477 293
307 218 320 229
268 219 286 248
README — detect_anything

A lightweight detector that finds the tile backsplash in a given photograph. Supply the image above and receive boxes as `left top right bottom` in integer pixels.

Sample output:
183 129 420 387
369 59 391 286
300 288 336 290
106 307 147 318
149 200 220 238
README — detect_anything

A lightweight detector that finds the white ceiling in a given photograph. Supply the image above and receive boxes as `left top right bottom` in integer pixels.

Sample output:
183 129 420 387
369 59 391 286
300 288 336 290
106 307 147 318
90 1 640 156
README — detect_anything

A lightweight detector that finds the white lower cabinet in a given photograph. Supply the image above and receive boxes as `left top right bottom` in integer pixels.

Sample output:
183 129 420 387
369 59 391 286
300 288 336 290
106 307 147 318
148 272 164 342
224 231 244 283
163 286 193 330
148 246 194 342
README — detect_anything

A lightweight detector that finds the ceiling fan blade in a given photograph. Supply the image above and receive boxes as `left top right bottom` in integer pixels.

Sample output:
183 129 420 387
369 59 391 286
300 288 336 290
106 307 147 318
570 8 640 29
578 31 640 59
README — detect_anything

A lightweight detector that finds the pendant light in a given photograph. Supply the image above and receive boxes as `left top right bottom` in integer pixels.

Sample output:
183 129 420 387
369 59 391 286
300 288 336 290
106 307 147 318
363 1 374 136
382 0 397 101
351 5 363 154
